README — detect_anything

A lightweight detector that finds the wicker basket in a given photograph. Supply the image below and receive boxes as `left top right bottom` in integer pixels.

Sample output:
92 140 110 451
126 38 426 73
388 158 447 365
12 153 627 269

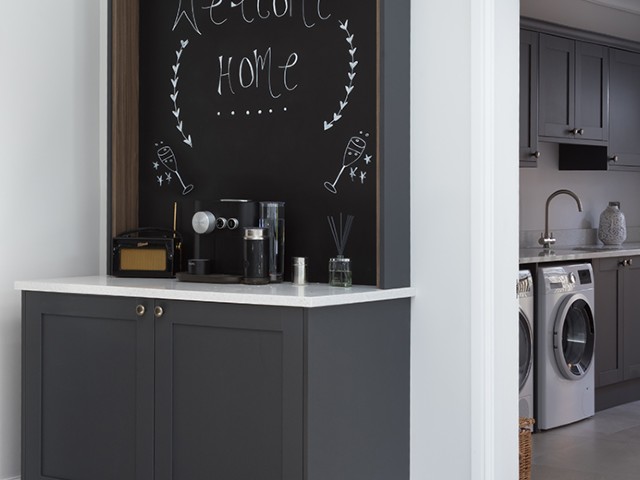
519 417 535 480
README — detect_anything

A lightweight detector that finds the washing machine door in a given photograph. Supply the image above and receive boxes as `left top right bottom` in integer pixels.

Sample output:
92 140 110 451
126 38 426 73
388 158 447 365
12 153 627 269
554 293 595 380
519 309 533 392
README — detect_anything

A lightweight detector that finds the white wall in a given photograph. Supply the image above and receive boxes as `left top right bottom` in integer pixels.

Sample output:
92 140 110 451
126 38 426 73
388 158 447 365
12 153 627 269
411 0 519 479
0 1 104 477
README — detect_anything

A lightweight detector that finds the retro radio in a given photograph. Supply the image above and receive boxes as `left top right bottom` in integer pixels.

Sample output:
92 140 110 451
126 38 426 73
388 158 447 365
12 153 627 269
112 228 182 278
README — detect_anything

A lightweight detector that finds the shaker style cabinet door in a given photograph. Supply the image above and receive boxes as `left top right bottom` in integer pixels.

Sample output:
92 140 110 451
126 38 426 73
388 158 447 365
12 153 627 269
609 49 640 170
519 29 539 167
153 300 304 480
592 258 623 388
539 34 608 143
22 292 154 480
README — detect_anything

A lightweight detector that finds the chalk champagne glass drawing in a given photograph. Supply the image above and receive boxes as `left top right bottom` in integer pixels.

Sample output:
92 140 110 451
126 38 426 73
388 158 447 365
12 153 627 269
324 136 367 194
156 145 193 195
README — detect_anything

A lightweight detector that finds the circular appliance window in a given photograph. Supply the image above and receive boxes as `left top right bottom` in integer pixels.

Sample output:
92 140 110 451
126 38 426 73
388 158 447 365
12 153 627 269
554 295 595 380
519 310 533 392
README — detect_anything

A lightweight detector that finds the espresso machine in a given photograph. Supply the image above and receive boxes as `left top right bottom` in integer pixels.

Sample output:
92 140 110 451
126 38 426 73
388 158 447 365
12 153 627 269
188 199 259 277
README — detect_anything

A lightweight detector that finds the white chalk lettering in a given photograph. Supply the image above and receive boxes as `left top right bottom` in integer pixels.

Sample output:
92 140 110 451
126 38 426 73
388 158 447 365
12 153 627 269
279 53 299 91
216 47 298 99
202 0 227 25
202 0 331 28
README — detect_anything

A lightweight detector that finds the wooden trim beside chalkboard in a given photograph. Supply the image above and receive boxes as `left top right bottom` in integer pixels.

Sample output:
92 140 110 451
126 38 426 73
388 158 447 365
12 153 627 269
110 0 140 239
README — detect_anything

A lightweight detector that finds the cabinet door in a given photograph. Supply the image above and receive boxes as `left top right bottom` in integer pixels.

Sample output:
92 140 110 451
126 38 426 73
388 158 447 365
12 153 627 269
23 292 154 480
539 34 574 139
609 49 640 170
154 300 303 480
520 30 539 167
623 257 640 379
592 259 623 387
574 42 608 142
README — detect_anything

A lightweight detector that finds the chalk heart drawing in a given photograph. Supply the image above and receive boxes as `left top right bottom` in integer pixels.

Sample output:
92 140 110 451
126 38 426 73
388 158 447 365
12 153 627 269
324 20 358 131
324 135 367 194
171 39 193 147
156 144 194 195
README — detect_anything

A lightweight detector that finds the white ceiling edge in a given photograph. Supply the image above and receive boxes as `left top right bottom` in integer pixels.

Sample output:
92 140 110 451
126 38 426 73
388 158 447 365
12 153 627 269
583 0 640 15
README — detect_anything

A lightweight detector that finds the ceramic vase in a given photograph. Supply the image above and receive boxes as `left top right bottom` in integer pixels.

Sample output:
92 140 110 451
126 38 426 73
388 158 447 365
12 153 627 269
598 202 627 245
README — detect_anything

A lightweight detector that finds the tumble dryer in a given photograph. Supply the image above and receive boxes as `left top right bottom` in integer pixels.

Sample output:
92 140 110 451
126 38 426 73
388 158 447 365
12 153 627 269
537 264 595 430
518 270 534 418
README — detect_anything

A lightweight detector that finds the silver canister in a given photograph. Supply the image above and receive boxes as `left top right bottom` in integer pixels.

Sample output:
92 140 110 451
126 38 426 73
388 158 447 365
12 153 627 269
292 257 308 285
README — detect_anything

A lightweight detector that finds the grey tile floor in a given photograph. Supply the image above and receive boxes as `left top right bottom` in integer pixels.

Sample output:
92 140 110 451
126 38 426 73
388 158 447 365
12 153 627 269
531 401 640 479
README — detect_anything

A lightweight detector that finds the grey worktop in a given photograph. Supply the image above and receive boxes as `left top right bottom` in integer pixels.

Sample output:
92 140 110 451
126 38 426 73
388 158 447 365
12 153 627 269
519 243 640 264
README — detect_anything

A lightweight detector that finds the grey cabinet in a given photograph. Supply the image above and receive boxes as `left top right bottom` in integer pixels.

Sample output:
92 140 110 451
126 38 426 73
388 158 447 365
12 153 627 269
608 49 640 170
539 34 609 143
23 291 409 480
520 30 539 167
592 256 640 388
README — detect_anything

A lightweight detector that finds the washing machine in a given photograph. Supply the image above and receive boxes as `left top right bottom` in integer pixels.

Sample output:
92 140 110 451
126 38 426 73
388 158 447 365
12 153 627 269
537 263 595 430
518 270 534 418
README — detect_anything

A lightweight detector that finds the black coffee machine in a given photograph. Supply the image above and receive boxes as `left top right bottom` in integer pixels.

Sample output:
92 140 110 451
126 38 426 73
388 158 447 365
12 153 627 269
189 199 258 276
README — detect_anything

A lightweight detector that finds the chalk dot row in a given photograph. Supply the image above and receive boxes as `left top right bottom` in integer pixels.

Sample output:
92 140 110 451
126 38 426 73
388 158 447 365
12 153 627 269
217 107 288 117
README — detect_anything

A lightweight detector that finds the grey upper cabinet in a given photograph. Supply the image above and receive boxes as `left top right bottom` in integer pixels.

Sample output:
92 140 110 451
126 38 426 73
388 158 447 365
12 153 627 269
608 49 640 170
520 30 539 167
539 34 609 144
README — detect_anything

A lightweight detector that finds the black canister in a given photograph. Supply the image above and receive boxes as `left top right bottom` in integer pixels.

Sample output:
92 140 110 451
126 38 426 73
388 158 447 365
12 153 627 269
242 227 270 285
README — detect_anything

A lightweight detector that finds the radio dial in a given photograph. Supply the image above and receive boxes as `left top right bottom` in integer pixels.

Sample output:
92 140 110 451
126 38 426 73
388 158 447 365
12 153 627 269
192 211 216 234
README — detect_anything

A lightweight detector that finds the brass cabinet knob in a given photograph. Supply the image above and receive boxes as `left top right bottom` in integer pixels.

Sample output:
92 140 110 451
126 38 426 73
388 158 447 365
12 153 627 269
154 306 164 318
135 305 146 317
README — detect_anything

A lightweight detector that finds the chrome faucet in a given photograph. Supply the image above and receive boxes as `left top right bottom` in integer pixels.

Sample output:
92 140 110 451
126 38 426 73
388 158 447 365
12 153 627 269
538 189 583 249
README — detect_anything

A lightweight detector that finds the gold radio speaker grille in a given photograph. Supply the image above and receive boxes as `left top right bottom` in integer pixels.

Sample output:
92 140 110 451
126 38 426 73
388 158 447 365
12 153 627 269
120 248 166 271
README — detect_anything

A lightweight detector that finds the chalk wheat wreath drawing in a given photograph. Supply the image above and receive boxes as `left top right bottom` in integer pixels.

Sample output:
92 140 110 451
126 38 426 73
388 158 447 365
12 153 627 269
324 19 358 131
171 39 193 148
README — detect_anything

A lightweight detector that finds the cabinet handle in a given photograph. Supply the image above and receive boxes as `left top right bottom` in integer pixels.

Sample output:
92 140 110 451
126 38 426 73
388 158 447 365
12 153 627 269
578 128 584 135
610 155 619 163
620 259 632 267
154 306 164 318
570 128 579 135
630 259 634 266
532 151 541 158
135 305 146 317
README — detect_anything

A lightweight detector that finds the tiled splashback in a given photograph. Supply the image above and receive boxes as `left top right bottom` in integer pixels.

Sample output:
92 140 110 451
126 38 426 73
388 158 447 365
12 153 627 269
520 227 640 249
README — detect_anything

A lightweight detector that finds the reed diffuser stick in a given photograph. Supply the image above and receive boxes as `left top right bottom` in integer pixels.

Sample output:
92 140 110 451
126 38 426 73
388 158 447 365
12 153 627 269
327 213 354 256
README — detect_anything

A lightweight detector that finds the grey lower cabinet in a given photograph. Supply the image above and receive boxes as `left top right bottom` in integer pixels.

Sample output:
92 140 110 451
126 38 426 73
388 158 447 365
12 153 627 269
22 291 409 480
608 48 640 170
593 256 640 388
538 33 608 143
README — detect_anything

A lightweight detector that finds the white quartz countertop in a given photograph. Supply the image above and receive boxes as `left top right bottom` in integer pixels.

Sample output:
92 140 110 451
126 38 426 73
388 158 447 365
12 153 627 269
520 243 640 264
15 276 416 308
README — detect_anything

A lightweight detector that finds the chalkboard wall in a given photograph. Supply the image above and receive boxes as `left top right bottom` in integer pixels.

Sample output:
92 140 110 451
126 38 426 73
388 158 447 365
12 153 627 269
138 0 380 284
